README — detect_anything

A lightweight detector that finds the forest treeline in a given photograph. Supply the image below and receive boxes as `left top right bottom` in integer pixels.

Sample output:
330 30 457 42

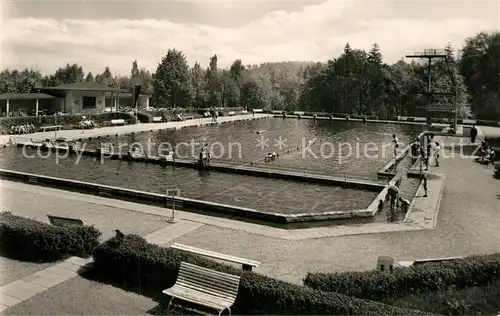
0 31 498 120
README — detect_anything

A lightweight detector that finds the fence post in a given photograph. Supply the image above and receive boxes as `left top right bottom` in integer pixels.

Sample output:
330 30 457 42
171 194 175 221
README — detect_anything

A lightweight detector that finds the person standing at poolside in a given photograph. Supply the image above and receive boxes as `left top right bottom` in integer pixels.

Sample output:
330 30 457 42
421 170 428 197
434 141 441 167
470 125 478 144
387 182 400 211
392 134 399 157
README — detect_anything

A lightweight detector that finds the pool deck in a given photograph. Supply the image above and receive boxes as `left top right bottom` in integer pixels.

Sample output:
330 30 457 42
2 133 499 286
0 114 272 145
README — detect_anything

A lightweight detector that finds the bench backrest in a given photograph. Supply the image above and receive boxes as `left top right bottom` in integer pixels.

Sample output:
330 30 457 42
153 117 162 122
47 215 84 227
176 262 240 302
111 119 125 124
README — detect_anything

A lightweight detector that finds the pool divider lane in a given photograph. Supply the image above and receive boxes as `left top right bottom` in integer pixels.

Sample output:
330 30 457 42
12 142 386 191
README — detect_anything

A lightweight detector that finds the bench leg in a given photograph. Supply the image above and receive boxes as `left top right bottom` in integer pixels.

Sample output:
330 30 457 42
218 307 231 316
166 297 174 312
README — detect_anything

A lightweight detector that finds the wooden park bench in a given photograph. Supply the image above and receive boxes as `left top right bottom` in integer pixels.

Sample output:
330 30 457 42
47 215 84 227
184 116 194 120
153 117 163 123
110 119 126 126
162 261 241 315
41 125 62 132
170 243 261 271
227 111 235 116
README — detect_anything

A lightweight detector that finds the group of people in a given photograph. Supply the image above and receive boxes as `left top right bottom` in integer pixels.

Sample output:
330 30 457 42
408 134 441 170
79 116 97 130
470 126 496 166
385 178 416 214
265 152 278 162
9 124 35 134
476 140 496 165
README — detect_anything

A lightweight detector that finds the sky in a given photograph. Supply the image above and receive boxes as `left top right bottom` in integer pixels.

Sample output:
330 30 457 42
0 0 498 75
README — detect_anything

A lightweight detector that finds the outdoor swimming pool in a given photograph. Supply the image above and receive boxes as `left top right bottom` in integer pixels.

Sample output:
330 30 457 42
0 118 421 223
83 118 424 178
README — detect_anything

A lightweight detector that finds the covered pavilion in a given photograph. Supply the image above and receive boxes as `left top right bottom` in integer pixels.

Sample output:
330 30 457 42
0 93 56 117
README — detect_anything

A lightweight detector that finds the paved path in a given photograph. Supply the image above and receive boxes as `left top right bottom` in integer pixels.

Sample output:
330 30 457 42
478 125 500 137
0 114 271 145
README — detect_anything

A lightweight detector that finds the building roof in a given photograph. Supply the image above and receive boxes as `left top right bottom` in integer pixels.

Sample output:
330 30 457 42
0 93 56 100
41 82 127 92
112 92 151 97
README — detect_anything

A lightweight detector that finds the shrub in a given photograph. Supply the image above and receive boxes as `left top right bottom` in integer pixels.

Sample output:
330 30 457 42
0 112 136 131
0 212 101 262
136 111 153 123
387 278 500 315
304 253 500 301
92 234 431 315
485 136 500 148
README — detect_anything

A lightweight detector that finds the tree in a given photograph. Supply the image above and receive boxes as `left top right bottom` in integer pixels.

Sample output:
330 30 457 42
205 54 221 107
95 66 117 87
0 68 43 93
460 31 500 119
85 72 94 82
240 79 264 110
190 62 207 107
152 49 192 108
131 60 140 82
229 59 245 86
129 60 153 94
366 43 384 115
43 63 85 86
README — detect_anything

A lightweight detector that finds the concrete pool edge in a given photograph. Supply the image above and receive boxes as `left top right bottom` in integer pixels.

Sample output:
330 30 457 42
0 168 381 224
0 179 442 239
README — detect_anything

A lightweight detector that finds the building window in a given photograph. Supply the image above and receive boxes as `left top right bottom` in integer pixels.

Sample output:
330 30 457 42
82 96 96 108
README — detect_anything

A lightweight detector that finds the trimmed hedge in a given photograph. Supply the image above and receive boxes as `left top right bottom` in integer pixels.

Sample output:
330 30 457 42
387 278 500 315
0 212 101 262
304 253 500 301
92 234 431 315
0 112 136 131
